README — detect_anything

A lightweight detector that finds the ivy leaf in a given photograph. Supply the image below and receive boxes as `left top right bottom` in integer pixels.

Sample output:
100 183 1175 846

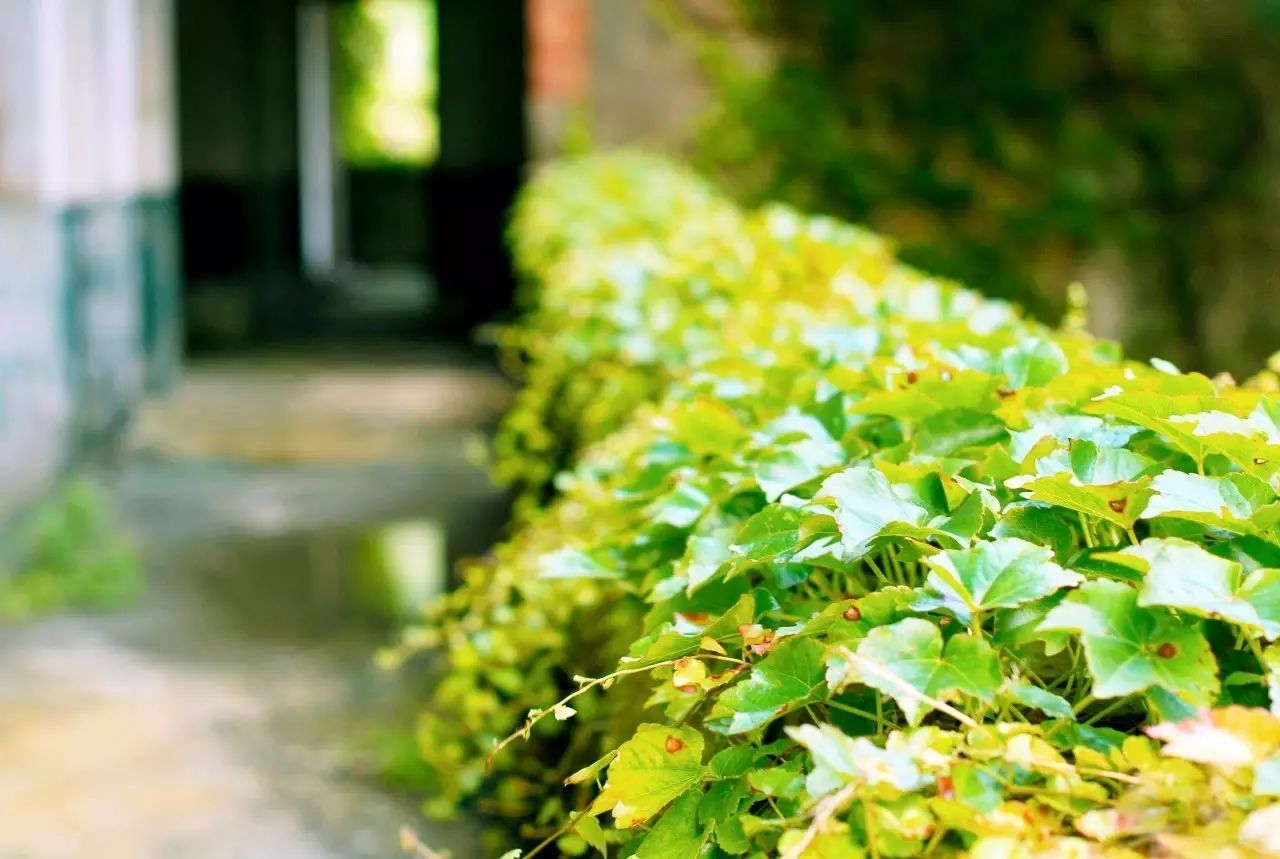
648 481 713 529
681 526 736 594
539 547 620 580
631 594 756 666
912 408 1007 457
1001 338 1068 388
1001 680 1075 720
1165 408 1280 479
849 370 999 422
1103 537 1280 640
1008 414 1141 463
572 812 608 856
1030 439 1158 485
1038 579 1220 704
730 505 804 563
818 466 928 560
920 538 1082 624
591 724 705 828
708 638 826 734
1082 390 1228 467
668 398 748 457
634 792 710 858
776 829 864 859
1006 471 1151 529
786 722 926 798
1141 470 1280 535
754 437 845 501
990 502 1076 561
852 618 1002 725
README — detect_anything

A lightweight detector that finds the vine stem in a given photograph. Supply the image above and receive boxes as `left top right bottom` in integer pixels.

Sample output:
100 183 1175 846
522 816 577 859
780 783 858 859
488 659 677 766
489 652 747 766
1078 512 1096 548
399 827 448 859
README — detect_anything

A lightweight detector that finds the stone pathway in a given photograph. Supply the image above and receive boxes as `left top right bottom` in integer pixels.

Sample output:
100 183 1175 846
0 348 511 859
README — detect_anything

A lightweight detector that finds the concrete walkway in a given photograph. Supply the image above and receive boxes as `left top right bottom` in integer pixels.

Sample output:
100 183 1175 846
0 348 511 859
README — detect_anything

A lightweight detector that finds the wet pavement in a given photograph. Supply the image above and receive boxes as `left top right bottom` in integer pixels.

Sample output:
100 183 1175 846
0 348 511 859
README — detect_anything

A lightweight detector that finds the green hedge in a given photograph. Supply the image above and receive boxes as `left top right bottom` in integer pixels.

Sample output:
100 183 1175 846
396 153 1280 857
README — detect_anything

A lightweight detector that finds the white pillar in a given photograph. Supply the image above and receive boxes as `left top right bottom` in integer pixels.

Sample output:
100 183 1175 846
297 0 347 278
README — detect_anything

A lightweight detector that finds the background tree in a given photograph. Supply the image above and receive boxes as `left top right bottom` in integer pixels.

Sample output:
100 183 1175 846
670 0 1280 375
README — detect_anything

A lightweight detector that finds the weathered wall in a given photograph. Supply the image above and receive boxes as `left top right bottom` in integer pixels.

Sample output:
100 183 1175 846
0 0 181 517
527 0 713 159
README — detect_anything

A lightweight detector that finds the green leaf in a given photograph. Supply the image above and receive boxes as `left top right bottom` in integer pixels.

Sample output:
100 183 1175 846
849 370 999 422
1031 439 1158 485
648 481 713 529
951 762 1004 812
572 812 608 856
1001 338 1068 388
591 724 705 828
681 526 736 594
776 829 865 859
1008 414 1141 463
745 765 805 798
1001 680 1075 720
990 502 1076 561
1163 408 1280 478
538 547 620 580
634 792 710 858
631 594 755 666
668 398 748 457
755 437 845 501
1141 470 1280 535
707 746 759 779
852 618 1002 725
698 776 749 822
920 538 1082 624
709 638 826 734
730 505 804 563
1006 471 1151 529
913 408 1007 457
1039 579 1219 704
786 722 926 798
1082 390 1227 466
1105 537 1280 640
819 466 928 560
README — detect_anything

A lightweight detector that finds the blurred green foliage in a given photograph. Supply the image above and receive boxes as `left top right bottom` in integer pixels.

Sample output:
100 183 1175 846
672 0 1280 373
0 481 142 620
335 0 438 168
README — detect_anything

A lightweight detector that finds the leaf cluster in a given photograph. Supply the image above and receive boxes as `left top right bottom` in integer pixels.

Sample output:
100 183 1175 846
0 480 142 620
400 153 1280 857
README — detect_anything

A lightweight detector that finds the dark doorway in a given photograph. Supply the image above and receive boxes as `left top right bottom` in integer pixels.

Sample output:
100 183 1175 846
174 0 526 351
